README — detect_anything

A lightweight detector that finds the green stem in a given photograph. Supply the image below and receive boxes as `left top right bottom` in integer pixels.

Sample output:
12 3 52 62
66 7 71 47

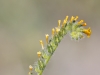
38 55 51 75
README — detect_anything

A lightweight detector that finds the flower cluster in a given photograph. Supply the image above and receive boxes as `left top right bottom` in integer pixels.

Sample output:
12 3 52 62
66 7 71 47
28 16 91 75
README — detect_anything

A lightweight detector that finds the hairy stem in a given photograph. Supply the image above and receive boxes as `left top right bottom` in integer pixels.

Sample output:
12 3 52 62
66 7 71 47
28 16 91 75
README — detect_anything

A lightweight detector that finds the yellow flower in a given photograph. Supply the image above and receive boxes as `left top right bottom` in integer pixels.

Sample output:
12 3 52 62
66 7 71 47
83 27 91 38
52 28 55 37
55 27 60 33
74 16 78 21
62 20 66 27
62 16 69 26
78 20 84 25
29 65 33 71
65 16 68 22
82 23 87 26
37 51 41 57
70 16 74 22
45 34 49 44
58 20 61 27
40 40 44 49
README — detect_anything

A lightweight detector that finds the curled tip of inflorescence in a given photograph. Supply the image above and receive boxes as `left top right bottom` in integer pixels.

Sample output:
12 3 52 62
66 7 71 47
29 15 91 75
67 16 91 40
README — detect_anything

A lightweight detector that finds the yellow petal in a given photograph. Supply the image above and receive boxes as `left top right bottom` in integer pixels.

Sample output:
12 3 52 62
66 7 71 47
55 27 60 33
52 28 55 36
65 16 68 22
62 20 66 27
83 27 91 38
78 20 84 25
74 16 78 20
82 23 87 26
39 40 44 49
70 16 74 22
58 20 61 27
37 51 41 57
45 34 49 44
29 65 33 71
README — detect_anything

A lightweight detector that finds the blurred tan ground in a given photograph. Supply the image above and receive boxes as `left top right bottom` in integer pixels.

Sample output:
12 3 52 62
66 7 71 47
0 0 100 75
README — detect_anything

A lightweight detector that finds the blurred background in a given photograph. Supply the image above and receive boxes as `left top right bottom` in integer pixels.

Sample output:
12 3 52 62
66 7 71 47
0 0 100 75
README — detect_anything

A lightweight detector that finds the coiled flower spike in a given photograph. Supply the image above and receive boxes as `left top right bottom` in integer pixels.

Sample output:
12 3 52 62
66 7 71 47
28 16 92 75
